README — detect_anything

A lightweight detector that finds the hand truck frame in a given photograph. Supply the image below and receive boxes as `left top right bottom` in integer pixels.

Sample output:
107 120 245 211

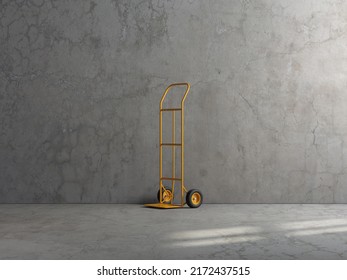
145 83 203 209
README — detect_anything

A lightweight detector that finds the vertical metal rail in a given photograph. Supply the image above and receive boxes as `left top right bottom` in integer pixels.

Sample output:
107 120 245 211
180 84 189 205
159 103 163 203
171 110 175 204
181 100 184 205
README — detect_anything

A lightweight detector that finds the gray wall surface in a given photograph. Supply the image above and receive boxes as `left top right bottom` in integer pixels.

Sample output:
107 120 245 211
1 0 347 203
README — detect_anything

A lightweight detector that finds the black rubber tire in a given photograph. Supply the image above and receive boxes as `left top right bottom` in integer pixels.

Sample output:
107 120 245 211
157 188 172 203
186 189 203 208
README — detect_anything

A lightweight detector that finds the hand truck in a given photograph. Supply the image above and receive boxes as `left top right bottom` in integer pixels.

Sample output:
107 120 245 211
145 83 203 209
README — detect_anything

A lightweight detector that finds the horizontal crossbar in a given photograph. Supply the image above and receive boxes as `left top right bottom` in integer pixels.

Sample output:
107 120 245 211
160 143 182 146
161 177 182 181
160 108 182 111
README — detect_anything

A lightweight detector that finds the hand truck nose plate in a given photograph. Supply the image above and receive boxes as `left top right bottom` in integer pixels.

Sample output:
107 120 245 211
144 203 183 209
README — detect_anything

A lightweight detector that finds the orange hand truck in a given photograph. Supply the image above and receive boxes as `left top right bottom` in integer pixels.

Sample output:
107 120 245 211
145 83 203 209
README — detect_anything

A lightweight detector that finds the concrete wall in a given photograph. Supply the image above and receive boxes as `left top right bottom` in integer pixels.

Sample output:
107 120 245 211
1 0 347 203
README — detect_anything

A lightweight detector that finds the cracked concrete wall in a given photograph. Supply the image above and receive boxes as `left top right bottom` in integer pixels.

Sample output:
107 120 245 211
1 0 347 203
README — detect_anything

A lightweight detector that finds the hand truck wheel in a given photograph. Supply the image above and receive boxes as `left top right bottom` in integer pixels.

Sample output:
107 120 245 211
186 189 203 208
157 188 173 203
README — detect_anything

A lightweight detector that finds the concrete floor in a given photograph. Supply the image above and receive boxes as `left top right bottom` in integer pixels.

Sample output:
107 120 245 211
1 204 347 259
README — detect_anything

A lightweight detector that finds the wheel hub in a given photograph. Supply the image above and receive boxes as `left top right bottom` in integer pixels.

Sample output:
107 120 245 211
162 190 173 202
191 193 201 205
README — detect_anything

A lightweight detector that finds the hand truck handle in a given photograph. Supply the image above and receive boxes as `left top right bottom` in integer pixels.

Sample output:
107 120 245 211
160 83 190 108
